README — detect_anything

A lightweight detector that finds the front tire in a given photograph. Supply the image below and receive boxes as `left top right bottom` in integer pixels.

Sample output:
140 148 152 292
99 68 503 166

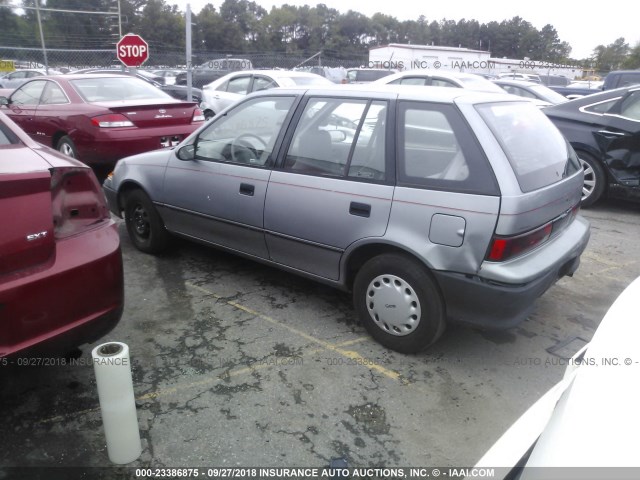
353 254 445 354
577 151 606 207
124 189 171 254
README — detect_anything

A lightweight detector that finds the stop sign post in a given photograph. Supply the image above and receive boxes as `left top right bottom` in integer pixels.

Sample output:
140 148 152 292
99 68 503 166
116 34 149 68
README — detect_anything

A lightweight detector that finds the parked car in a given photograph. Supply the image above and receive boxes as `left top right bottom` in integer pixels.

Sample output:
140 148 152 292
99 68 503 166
152 69 185 85
374 70 506 93
544 86 640 206
176 58 253 89
0 74 204 175
475 274 640 475
104 85 590 353
343 68 396 84
493 79 568 107
0 110 123 358
71 68 203 104
550 80 603 100
497 72 542 83
201 69 332 120
603 69 640 90
539 74 571 87
0 69 61 89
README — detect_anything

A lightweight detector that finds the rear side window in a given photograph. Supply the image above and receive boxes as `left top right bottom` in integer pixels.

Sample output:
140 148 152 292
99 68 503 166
0 121 19 145
397 101 498 195
284 98 388 181
477 102 581 192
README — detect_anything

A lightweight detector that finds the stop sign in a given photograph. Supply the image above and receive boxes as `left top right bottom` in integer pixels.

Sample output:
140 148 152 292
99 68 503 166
116 34 149 67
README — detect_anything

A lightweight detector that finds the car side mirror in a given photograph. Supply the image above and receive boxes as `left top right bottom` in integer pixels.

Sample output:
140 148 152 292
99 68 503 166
176 143 196 161
0 96 9 106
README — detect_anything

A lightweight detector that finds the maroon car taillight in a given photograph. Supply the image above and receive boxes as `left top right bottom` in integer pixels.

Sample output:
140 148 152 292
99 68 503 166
50 167 110 239
192 107 205 123
91 113 134 128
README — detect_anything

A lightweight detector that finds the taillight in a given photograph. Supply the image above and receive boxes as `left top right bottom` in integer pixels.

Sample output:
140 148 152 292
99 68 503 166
487 223 553 262
192 107 205 123
486 203 580 262
91 113 134 128
50 167 110 239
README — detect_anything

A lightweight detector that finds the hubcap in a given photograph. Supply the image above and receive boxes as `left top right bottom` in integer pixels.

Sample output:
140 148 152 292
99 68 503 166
131 204 150 238
579 157 595 201
365 274 421 336
59 143 75 158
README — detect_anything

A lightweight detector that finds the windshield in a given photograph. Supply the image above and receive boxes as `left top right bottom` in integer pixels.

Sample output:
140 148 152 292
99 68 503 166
70 76 172 102
476 101 580 192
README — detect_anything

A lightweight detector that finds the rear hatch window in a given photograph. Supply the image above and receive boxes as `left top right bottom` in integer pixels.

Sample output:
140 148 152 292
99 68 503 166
476 102 580 192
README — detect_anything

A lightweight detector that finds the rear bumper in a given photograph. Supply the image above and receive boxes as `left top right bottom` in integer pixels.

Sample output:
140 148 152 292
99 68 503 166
435 216 590 329
75 124 200 169
0 221 124 357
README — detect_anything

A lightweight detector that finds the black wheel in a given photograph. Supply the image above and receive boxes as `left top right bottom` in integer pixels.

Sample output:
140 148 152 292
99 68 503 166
204 109 215 121
577 151 606 207
57 135 78 158
353 253 445 354
124 189 171 254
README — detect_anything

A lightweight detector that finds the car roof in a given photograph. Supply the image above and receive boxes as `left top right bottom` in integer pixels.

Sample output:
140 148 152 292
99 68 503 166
264 83 517 104
494 79 541 87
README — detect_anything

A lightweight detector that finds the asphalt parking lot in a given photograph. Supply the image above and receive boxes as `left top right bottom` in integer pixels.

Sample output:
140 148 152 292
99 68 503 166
1 199 639 472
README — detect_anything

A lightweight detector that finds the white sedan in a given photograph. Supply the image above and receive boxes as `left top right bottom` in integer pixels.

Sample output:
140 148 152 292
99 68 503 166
475 275 640 477
372 69 506 94
200 70 332 120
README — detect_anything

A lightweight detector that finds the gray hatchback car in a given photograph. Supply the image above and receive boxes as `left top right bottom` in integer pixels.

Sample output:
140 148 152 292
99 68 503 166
104 85 590 353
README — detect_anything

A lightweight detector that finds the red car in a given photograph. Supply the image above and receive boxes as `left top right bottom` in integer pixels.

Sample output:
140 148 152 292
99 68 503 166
0 74 204 175
0 110 123 358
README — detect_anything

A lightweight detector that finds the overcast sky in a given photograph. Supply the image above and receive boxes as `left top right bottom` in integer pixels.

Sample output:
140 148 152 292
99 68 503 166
175 0 639 59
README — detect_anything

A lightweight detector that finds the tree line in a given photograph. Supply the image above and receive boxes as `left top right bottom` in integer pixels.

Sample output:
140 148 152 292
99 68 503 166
1 0 639 71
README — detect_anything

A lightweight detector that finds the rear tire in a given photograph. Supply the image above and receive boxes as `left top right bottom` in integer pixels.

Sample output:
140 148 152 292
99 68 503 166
57 135 78 159
353 254 446 354
124 189 171 254
577 151 605 207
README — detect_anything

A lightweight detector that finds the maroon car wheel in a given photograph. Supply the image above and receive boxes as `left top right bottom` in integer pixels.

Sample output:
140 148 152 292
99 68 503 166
57 136 78 158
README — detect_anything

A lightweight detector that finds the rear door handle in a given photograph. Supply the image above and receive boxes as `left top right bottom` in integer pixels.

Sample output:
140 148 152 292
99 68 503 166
239 183 254 196
349 202 371 218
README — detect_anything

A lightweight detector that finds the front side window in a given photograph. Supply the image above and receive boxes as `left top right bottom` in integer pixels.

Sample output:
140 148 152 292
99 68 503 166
11 80 46 105
194 96 295 166
41 81 69 105
284 98 388 180
398 101 498 195
477 101 580 192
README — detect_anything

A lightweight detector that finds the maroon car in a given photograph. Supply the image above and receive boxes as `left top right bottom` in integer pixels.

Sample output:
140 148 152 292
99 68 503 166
0 110 123 358
0 74 204 175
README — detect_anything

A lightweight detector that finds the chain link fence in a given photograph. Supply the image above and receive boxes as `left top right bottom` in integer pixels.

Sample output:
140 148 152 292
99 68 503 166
0 46 368 72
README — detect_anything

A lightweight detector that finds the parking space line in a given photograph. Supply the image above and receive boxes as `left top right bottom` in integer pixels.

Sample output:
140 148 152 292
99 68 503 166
34 338 380 426
186 282 406 383
36 286 405 426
